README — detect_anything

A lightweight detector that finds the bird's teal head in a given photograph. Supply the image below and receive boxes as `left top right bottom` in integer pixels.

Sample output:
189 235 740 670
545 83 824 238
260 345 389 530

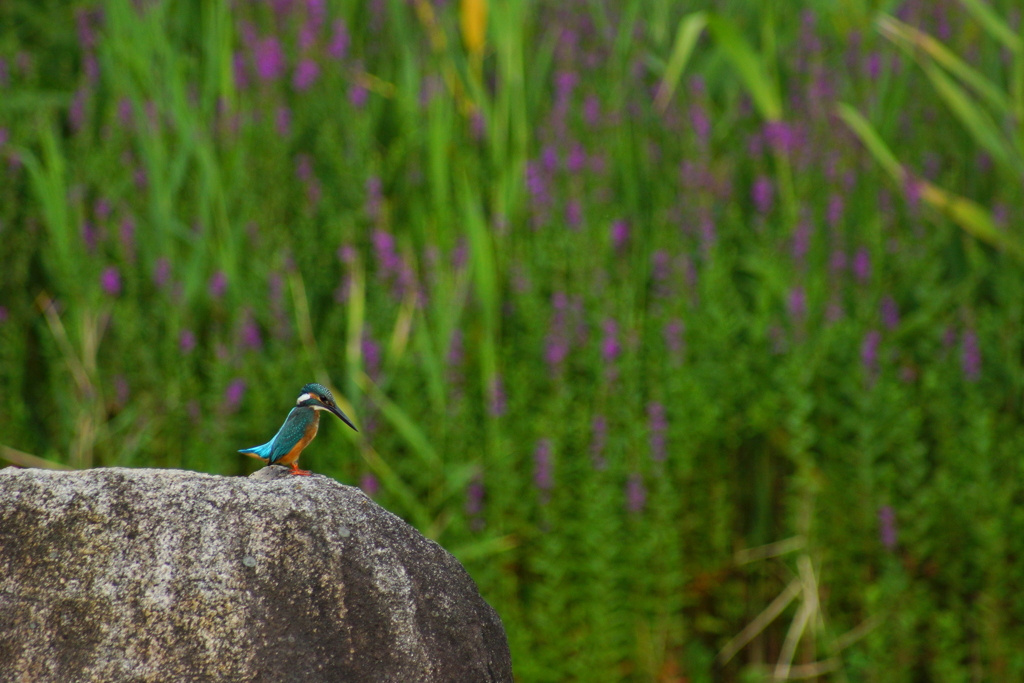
297 383 358 432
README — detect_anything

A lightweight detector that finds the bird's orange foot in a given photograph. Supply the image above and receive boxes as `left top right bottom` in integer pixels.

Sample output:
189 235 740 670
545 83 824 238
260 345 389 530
288 463 312 476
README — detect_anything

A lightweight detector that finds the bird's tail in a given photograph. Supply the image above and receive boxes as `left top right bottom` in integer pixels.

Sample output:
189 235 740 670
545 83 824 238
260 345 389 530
239 444 272 462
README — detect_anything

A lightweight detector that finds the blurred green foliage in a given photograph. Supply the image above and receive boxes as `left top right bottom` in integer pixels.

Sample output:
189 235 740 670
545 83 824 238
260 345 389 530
3 0 1024 680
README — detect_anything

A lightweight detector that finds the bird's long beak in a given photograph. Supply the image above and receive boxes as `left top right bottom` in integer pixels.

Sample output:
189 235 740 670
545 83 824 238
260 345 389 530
325 403 358 432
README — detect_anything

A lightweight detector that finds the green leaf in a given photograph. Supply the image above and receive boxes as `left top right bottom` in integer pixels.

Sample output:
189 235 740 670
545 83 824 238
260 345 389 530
838 103 1024 260
835 103 903 182
707 15 781 121
957 0 1021 53
359 372 442 472
919 59 1021 176
654 11 708 112
876 14 1010 115
449 534 518 562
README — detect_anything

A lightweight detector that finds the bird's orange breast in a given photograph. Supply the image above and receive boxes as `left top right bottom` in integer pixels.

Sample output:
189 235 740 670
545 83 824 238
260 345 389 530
279 414 320 466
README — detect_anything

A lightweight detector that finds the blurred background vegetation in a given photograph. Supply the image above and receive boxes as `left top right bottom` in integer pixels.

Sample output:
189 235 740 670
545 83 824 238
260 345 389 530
3 0 1024 680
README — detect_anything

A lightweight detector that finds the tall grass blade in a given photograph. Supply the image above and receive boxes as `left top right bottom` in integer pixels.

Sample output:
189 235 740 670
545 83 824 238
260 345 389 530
918 59 1021 176
708 15 782 121
357 371 442 471
838 103 1024 258
876 15 1010 115
655 11 707 113
0 445 75 471
957 0 1022 53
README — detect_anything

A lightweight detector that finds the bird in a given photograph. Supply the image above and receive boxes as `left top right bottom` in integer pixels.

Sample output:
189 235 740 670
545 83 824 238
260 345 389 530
239 383 357 476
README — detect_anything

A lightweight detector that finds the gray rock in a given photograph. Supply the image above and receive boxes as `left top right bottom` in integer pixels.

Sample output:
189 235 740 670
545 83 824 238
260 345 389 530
0 466 512 682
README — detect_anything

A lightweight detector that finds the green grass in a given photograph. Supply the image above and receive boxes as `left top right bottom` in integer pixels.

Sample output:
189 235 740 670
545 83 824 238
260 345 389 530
3 0 1024 679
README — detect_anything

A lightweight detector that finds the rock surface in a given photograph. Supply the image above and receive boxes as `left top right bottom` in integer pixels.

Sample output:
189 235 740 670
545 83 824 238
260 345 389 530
0 466 512 682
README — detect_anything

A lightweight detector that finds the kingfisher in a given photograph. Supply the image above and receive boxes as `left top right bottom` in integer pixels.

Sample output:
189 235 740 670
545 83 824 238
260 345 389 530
239 383 357 476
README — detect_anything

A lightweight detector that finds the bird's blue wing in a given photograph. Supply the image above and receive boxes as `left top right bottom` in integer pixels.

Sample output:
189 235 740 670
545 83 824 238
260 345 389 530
263 407 314 465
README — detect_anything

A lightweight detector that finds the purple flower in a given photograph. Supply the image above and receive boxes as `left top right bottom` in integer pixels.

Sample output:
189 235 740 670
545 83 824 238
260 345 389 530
465 476 484 516
451 239 468 271
525 161 550 209
881 296 899 330
113 375 130 408
861 329 881 375
209 271 227 299
699 213 716 256
488 376 507 417
601 318 620 363
651 250 670 285
566 143 587 174
224 378 246 412
942 325 958 349
362 329 381 380
69 88 87 133
372 229 402 279
877 505 897 550
337 244 357 265
626 473 646 513
179 329 197 354
791 220 811 265
94 198 112 221
961 329 981 381
154 257 171 288
446 328 464 367
611 220 629 252
690 103 710 141
544 294 570 371
555 70 578 101
470 110 486 140
119 216 136 257
75 7 98 49
542 146 558 172
81 221 98 252
293 58 320 91
255 37 285 82
100 267 121 296
84 54 100 84
764 120 797 155
534 439 553 494
584 95 601 127
827 193 844 228
903 174 923 212
295 153 313 182
328 19 350 60
591 415 608 470
241 315 262 351
853 247 871 283
829 249 847 275
866 52 882 81
349 83 368 108
647 402 667 462
133 166 147 190
562 199 581 229
826 300 844 323
664 319 684 362
360 473 379 497
365 176 384 221
752 176 774 214
233 53 249 90
275 106 291 136
787 286 806 322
